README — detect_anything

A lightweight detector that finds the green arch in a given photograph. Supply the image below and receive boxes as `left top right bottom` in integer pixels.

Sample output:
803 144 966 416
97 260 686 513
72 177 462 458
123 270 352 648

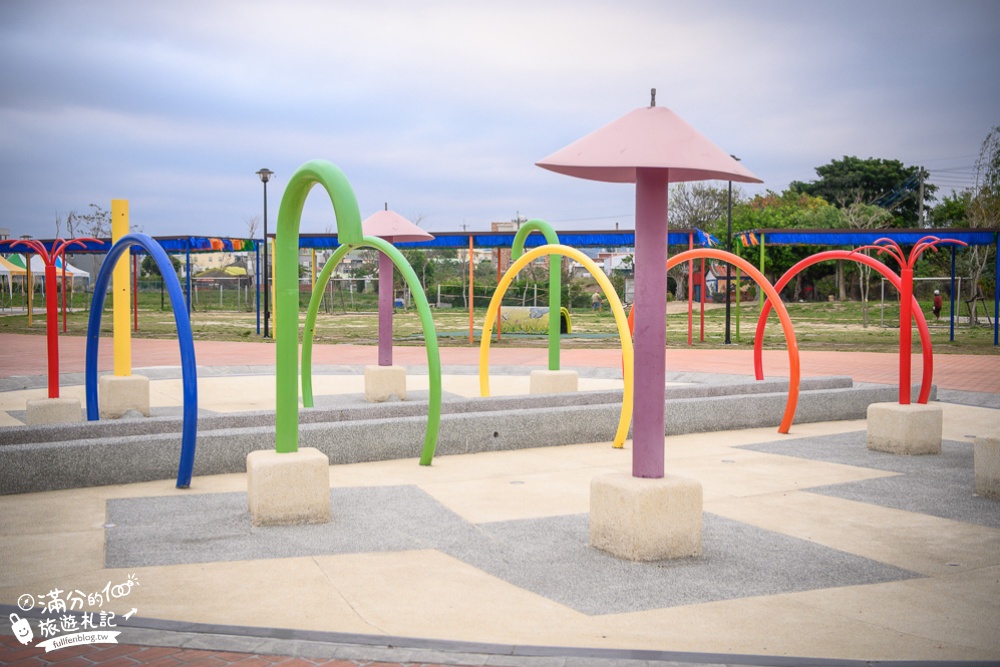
510 220 561 370
301 236 442 465
274 160 364 454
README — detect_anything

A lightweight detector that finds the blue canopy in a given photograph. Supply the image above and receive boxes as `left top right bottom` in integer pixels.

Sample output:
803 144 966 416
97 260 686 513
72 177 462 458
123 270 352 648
739 228 997 248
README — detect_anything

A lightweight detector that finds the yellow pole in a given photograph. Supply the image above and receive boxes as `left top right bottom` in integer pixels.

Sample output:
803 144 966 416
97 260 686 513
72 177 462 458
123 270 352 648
26 259 33 327
112 199 131 376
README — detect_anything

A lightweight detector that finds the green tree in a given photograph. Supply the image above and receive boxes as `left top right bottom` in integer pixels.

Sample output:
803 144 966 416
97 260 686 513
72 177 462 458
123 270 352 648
791 156 935 225
427 248 461 283
400 249 435 292
140 253 182 277
732 190 842 300
929 191 968 228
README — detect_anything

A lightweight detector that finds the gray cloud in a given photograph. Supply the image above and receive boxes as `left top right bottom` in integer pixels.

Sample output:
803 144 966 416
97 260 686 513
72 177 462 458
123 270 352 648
1 0 997 238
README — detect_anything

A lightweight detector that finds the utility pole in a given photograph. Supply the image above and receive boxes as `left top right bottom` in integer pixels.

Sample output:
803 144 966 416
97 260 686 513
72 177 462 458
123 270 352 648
918 167 925 227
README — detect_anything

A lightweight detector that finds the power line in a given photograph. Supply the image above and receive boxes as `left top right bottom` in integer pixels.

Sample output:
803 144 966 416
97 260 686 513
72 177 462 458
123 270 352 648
545 213 631 223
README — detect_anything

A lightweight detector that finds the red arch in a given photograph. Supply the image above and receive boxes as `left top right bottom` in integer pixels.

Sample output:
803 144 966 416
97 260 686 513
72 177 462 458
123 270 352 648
753 250 933 404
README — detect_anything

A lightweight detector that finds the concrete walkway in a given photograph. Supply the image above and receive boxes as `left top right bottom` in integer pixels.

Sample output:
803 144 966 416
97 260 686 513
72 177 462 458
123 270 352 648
2 334 999 666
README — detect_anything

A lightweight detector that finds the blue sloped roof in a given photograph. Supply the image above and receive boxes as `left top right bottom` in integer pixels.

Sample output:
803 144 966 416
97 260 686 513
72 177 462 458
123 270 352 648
300 229 710 250
3 237 262 254
10 228 729 254
739 228 997 248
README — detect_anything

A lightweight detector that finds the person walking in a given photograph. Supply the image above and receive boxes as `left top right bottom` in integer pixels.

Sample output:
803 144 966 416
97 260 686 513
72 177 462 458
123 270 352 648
591 289 602 311
932 289 943 320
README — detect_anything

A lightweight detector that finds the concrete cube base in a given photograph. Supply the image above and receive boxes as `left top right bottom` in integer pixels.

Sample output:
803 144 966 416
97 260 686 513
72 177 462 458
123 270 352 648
866 402 942 455
25 397 83 426
974 436 1000 500
247 447 331 527
98 375 150 419
364 365 406 402
529 370 579 395
590 471 703 561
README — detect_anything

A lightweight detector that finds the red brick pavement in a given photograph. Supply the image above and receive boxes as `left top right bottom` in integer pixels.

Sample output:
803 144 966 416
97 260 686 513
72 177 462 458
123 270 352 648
1 334 997 394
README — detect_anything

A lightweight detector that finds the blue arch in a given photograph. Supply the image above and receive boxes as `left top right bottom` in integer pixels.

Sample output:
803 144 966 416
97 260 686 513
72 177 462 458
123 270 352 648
85 233 199 488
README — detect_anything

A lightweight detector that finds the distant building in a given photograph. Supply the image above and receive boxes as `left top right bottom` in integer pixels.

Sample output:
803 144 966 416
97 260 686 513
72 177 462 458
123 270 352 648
188 252 237 274
491 218 523 272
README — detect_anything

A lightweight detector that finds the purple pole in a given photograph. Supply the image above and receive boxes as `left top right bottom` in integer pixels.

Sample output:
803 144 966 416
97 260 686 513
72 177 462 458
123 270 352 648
378 250 393 366
632 167 669 478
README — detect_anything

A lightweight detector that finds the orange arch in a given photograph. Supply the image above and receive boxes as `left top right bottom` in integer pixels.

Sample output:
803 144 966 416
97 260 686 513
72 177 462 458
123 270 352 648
667 249 801 434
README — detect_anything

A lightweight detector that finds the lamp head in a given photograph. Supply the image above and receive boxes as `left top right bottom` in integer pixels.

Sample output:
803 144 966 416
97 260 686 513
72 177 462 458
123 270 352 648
256 168 273 184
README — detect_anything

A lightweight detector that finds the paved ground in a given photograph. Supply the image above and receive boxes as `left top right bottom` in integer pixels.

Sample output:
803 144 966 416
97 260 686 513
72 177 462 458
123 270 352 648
1 334 999 394
2 334 999 666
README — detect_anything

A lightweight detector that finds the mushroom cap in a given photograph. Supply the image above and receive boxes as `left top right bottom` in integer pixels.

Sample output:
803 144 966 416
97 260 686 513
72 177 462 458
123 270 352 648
362 210 434 243
537 106 762 185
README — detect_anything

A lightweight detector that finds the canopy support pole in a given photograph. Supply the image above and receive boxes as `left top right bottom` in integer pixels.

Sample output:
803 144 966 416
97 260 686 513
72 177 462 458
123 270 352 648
255 243 261 335
950 245 957 342
468 234 474 345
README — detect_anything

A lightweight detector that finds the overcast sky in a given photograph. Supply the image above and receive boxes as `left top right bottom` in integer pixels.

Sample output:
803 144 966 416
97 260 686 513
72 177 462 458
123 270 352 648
2 0 997 240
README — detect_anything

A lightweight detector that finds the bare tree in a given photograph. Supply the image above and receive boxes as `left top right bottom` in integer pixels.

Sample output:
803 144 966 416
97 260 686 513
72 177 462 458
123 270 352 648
245 215 261 239
964 125 1000 323
667 182 738 299
57 205 113 277
841 197 892 326
65 204 111 239
406 213 427 228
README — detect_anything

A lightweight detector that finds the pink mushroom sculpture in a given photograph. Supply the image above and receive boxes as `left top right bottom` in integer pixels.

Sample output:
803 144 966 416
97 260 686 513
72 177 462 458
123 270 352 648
537 93 761 478
362 207 434 366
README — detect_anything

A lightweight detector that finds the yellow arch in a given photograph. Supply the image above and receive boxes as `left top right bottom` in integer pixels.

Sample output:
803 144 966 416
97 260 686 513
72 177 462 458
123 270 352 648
479 244 634 449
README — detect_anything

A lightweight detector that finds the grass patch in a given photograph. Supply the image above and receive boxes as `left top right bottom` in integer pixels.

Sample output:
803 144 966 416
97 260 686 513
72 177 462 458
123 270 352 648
1 295 996 355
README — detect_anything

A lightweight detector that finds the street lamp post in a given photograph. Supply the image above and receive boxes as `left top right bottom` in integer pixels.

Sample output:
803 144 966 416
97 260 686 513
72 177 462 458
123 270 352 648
256 168 274 338
724 155 740 345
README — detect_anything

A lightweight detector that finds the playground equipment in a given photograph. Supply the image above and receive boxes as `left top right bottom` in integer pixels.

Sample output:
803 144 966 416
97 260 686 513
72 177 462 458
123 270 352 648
480 244 634 449
259 159 444 525
282 161 442 465
738 227 999 346
854 237 965 405
85 233 198 488
538 99 760 482
550 244 799 441
506 220 577 393
510 220 563 369
361 207 434 402
754 249 935 405
538 95 763 561
301 235 443 464
855 237 965 457
2 237 95 400
498 306 571 334
627 248 801 434
274 160 361 454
